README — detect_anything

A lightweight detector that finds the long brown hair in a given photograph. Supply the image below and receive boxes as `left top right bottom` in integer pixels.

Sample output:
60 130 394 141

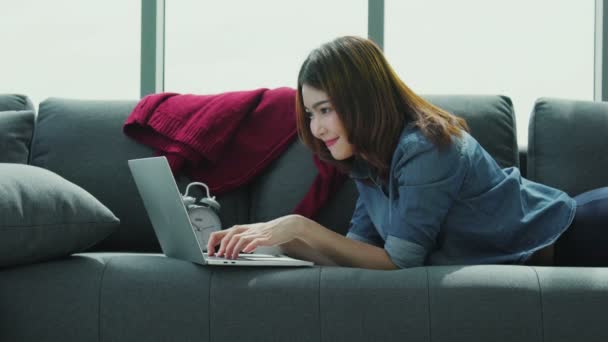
296 36 468 180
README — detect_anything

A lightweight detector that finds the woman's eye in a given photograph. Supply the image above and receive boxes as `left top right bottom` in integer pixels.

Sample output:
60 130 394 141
306 106 332 119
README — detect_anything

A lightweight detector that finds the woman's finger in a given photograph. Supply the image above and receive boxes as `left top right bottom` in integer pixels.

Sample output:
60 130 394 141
224 231 252 258
207 230 228 256
217 226 247 257
243 237 270 254
231 235 255 259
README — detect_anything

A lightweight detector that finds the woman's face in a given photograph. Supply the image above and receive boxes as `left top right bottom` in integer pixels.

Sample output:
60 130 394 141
302 84 354 160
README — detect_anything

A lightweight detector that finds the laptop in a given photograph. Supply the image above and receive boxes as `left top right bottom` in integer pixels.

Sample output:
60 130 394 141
128 156 314 267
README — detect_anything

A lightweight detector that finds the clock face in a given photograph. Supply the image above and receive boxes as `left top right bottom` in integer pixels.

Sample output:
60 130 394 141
189 207 221 231
188 207 222 246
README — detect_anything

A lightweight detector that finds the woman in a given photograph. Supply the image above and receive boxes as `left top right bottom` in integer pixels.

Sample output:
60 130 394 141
207 36 608 269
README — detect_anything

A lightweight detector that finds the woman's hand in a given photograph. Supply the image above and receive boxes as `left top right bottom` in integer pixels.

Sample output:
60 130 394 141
206 214 303 259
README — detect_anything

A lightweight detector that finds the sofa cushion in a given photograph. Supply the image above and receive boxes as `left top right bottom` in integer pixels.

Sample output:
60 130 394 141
428 265 542 341
0 94 34 112
4 253 608 342
29 98 251 252
0 110 35 164
0 256 106 341
423 95 519 168
29 98 158 253
0 163 119 268
0 94 35 164
528 97 608 195
249 141 358 235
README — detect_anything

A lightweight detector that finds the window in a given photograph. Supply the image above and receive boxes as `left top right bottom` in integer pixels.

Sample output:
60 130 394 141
0 1 141 108
385 0 594 147
165 0 367 94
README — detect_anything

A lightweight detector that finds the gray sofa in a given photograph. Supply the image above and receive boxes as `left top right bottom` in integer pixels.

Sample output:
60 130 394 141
1 93 607 342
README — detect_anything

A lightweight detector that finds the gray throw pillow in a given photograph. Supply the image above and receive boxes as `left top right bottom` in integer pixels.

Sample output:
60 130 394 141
0 163 120 268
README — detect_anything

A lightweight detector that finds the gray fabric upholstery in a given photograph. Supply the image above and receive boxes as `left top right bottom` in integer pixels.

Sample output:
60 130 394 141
0 110 35 164
428 266 542 341
3 253 608 342
528 97 608 195
29 98 157 251
249 141 358 234
99 254 212 341
0 164 119 268
321 266 429 341
250 141 317 222
0 94 35 164
0 256 105 341
210 265 320 341
536 267 608 342
313 179 359 236
29 98 251 252
0 94 34 112
423 95 519 168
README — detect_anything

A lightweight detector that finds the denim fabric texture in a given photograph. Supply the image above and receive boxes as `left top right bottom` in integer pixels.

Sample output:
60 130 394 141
347 124 576 268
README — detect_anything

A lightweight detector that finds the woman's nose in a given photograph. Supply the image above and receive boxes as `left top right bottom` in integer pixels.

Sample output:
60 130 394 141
310 117 324 138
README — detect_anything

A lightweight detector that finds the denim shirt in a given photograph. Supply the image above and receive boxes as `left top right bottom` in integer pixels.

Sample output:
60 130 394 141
346 124 576 268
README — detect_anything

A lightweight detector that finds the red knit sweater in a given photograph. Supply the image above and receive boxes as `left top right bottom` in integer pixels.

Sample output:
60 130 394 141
123 87 346 219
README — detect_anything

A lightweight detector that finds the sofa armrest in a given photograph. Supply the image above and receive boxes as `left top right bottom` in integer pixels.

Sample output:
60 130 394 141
528 97 608 195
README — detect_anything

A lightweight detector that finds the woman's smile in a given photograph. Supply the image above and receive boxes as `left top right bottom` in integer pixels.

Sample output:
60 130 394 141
325 137 339 147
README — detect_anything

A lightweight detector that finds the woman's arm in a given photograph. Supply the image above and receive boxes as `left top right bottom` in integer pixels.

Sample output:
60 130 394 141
284 215 399 270
278 238 339 266
208 214 398 270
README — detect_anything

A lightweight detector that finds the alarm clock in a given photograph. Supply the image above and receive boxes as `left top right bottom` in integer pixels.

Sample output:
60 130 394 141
182 182 222 249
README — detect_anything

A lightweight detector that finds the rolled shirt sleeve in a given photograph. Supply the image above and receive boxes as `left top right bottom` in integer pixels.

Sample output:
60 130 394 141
384 135 468 268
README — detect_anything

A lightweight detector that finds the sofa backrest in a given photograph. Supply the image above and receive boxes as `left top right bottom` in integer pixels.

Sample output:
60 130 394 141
28 98 252 252
28 95 518 252
424 95 519 169
528 97 608 196
0 94 35 164
0 94 34 112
